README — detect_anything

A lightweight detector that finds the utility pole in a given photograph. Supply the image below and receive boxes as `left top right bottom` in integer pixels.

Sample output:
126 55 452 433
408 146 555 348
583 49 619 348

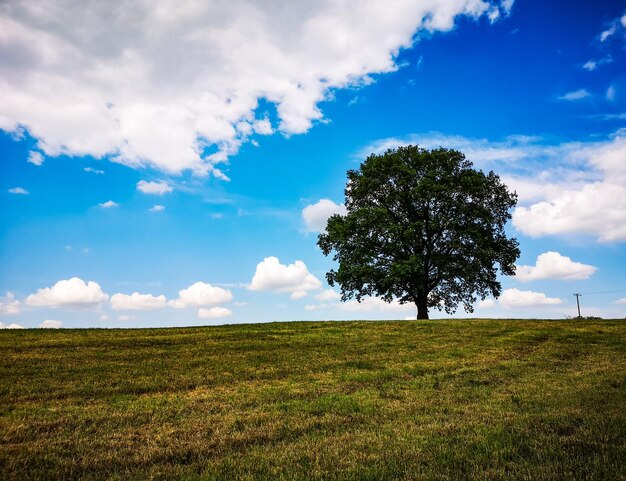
573 293 582 318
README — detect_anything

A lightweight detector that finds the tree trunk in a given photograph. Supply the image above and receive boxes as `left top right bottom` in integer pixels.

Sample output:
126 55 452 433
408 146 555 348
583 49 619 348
416 296 429 320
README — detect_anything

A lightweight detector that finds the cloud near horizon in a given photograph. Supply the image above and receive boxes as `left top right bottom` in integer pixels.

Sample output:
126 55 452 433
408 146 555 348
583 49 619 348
25 277 109 308
515 252 597 282
498 288 563 308
249 257 322 296
169 282 233 308
110 292 168 310
0 0 512 177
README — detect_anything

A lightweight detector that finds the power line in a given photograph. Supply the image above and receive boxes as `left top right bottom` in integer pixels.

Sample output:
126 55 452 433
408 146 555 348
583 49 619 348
577 289 626 296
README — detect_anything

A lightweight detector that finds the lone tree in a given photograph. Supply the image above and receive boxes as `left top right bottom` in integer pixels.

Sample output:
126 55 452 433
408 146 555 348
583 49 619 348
318 145 520 319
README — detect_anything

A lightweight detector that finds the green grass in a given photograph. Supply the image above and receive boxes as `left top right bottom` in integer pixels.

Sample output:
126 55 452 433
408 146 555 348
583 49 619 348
1 319 625 480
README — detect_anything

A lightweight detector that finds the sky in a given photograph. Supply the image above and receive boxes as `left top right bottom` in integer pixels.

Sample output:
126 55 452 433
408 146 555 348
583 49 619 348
1 0 626 329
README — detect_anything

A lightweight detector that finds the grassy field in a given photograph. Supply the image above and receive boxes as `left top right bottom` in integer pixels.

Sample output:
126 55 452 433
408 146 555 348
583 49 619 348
1 319 625 480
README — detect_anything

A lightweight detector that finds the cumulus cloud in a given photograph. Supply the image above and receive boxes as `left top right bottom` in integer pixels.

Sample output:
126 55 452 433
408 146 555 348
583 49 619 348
149 204 165 212
338 297 412 312
513 183 626 242
305 295 412 312
84 166 105 174
248 257 322 294
476 298 496 308
40 320 62 328
110 292 167 310
511 131 626 242
302 199 347 233
515 252 597 282
0 292 20 315
137 180 172 195
170 282 233 308
0 322 25 329
0 0 510 177
198 307 233 319
315 289 341 301
615 297 626 305
25 277 108 308
99 200 118 208
8 187 28 195
498 288 563 308
27 150 43 165
558 89 590 101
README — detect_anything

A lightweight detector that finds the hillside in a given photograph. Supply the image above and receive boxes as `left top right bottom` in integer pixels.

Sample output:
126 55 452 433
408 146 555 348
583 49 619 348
1 319 625 480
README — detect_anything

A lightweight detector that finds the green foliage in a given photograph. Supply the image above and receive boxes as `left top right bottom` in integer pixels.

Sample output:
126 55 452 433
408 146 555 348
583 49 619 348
318 145 520 318
1 320 625 480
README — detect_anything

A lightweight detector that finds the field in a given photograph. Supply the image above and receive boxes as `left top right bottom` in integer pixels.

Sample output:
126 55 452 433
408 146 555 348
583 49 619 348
1 319 625 480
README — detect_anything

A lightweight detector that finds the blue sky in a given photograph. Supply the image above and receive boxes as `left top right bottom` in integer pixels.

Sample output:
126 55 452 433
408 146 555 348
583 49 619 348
1 0 625 328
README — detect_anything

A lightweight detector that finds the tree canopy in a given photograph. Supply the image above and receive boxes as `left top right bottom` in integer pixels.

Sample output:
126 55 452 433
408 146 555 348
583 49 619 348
318 145 520 319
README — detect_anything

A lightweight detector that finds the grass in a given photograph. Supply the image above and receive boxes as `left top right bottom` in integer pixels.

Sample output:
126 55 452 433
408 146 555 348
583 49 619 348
1 319 625 480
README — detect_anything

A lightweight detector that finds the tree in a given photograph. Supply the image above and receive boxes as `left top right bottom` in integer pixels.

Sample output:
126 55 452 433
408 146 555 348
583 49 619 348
318 145 520 319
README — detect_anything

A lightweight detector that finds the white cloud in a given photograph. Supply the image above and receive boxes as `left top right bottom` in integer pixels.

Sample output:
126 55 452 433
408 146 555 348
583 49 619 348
315 289 341 301
40 320 62 328
511 131 626 242
581 57 611 72
607 85 616 102
8 187 28 195
558 89 590 101
0 322 25 329
249 256 322 294
0 0 508 177
170 282 233 308
99 200 118 208
0 292 20 315
118 315 134 321
27 150 43 165
338 296 412 312
302 199 347 233
99 314 109 321
582 60 597 71
600 25 616 42
622 13 626 28
476 298 495 308
515 252 597 282
498 288 563 309
198 306 233 319
149 204 165 212
513 182 626 242
84 167 104 174
25 277 108 308
290 290 308 300
137 180 172 195
615 297 626 305
305 296 411 312
304 304 324 311
110 292 167 310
